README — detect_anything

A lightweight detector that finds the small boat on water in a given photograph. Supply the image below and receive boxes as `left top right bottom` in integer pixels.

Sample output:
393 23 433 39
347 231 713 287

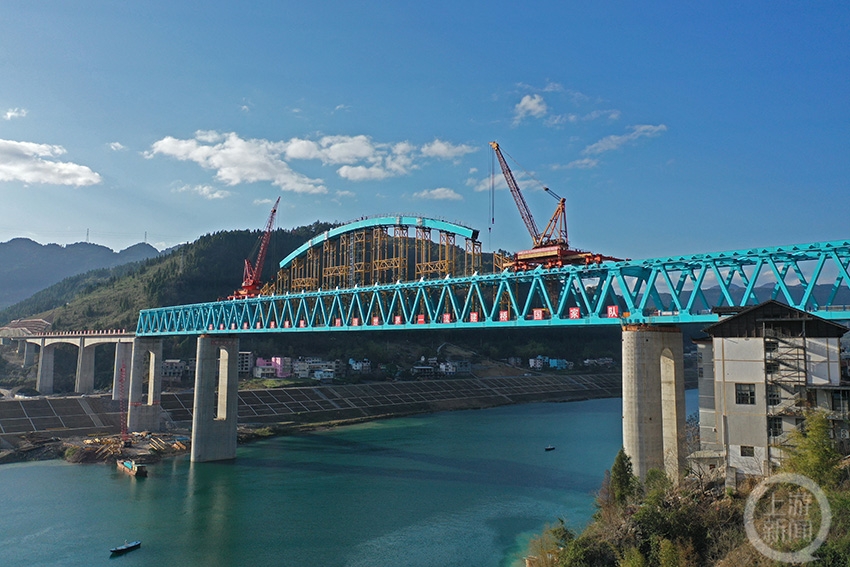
117 459 147 477
544 445 556 452
110 540 141 555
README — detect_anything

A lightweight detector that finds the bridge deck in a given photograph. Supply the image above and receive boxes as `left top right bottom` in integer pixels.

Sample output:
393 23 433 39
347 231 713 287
137 239 850 336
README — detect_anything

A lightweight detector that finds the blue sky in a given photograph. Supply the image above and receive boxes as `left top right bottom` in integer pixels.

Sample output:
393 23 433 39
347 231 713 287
0 1 847 260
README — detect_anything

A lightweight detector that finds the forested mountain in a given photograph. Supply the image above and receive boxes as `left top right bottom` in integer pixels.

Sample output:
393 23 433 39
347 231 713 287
0 238 160 309
0 222 335 331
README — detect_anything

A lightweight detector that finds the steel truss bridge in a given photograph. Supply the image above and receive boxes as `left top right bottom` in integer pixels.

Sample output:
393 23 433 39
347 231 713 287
136 216 850 336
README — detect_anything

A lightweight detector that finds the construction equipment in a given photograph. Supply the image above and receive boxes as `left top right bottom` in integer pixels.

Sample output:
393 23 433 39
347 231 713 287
489 141 620 269
230 197 280 299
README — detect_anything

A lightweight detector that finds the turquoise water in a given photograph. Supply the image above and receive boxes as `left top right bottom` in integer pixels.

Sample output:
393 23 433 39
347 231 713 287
0 393 696 567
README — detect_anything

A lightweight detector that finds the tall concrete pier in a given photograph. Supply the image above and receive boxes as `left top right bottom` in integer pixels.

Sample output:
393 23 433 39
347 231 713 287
127 337 163 432
111 341 133 401
621 325 686 480
35 341 55 394
191 335 240 462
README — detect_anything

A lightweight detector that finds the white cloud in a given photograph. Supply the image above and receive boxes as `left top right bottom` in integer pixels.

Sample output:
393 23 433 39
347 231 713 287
337 164 392 181
413 187 463 200
148 131 327 194
468 167 537 192
253 198 275 205
545 109 621 128
545 114 576 127
174 184 232 200
149 131 478 190
109 142 126 151
566 90 592 105
582 124 668 155
318 134 377 164
513 94 548 124
335 190 356 198
421 139 477 160
3 108 27 120
194 130 225 143
469 174 509 193
564 158 600 169
0 139 101 186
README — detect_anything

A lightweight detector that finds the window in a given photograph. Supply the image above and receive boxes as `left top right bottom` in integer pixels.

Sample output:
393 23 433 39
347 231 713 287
768 417 783 437
740 446 755 457
765 361 779 374
767 385 781 406
736 383 756 405
833 390 850 414
698 366 704 378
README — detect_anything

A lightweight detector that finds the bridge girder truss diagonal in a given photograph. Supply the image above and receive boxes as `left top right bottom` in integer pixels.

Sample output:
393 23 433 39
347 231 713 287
136 239 850 336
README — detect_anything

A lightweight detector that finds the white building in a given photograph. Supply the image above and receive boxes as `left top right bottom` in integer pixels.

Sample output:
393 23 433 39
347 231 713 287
697 300 849 484
349 358 372 374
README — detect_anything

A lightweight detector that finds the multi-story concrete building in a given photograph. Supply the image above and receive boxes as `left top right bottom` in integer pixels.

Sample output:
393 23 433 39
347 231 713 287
161 359 186 384
439 360 472 376
696 300 849 484
292 357 345 380
237 351 255 378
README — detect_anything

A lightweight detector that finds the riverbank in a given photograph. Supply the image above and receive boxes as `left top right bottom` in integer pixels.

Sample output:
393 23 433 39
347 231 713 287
0 372 632 467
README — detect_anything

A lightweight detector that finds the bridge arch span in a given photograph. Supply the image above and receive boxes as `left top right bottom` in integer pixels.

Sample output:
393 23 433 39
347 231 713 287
272 215 482 293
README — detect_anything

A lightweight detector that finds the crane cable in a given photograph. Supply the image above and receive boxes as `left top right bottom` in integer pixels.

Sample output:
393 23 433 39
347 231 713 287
488 149 495 250
499 146 553 198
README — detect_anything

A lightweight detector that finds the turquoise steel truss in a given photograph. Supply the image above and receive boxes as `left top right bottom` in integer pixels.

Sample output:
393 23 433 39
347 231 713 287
137 239 850 336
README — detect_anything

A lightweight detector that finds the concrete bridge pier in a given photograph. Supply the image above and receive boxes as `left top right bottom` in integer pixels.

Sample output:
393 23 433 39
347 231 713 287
74 338 96 394
621 325 686 481
36 341 55 394
21 341 36 368
111 342 133 401
127 338 163 432
191 335 239 462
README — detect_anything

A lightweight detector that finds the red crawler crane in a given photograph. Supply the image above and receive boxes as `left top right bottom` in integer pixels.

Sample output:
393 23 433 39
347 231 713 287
230 197 280 299
489 141 621 270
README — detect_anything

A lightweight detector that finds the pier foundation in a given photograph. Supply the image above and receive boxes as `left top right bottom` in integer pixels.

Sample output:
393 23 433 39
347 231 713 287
621 325 686 481
191 335 239 462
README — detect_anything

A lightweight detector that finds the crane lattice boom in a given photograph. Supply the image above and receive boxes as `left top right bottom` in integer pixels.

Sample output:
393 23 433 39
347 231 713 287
489 141 541 245
232 196 280 298
490 141 621 269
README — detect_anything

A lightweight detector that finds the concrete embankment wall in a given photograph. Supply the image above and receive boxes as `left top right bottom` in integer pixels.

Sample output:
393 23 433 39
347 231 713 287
164 373 625 426
0 373 643 443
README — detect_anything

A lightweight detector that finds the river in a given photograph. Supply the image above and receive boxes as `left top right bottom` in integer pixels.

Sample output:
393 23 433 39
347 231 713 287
0 391 697 567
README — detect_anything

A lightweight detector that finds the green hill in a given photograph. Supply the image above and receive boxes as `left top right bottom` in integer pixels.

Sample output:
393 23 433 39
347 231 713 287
0 238 160 309
0 222 335 331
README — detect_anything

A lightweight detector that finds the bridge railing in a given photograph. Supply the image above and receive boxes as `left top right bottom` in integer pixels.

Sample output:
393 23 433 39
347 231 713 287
136 239 850 336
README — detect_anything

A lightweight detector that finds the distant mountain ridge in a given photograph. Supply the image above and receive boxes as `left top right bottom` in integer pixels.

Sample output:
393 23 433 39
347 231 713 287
0 238 161 309
0 222 336 331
